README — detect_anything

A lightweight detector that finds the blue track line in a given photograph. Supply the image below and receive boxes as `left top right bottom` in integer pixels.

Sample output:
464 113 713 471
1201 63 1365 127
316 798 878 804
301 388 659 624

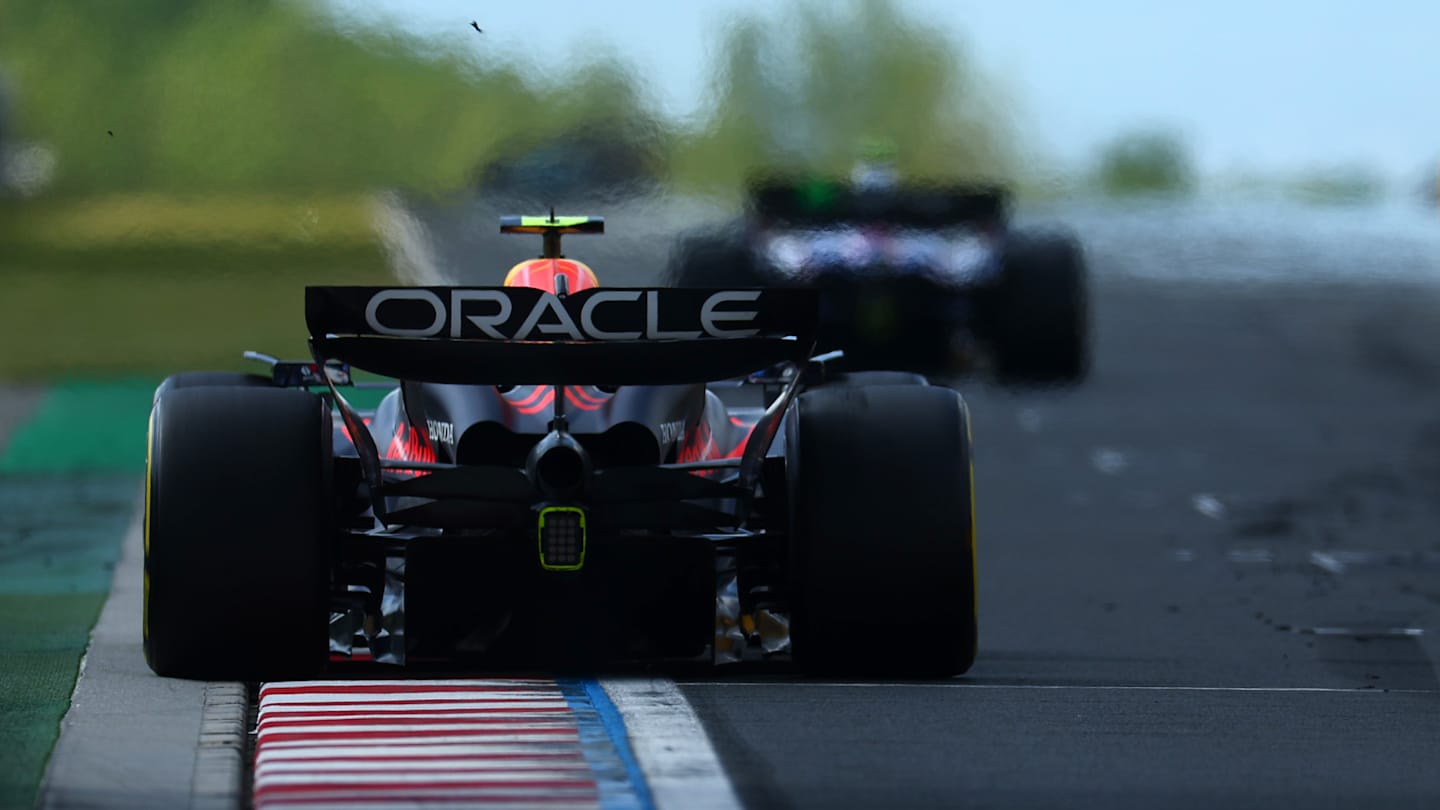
556 678 655 810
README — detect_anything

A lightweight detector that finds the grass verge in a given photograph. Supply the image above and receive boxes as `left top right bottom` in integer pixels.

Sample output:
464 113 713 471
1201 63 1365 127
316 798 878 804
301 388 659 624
0 194 394 379
0 476 136 810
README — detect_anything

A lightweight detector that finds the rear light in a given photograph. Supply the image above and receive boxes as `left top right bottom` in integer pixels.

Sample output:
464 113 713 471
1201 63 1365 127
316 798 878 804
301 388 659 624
537 506 586 572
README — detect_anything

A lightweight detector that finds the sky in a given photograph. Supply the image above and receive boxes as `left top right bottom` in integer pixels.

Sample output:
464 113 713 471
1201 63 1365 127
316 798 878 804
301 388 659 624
327 0 1439 183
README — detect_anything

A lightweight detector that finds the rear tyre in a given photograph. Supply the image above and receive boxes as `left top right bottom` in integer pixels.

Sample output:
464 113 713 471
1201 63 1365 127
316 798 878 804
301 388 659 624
144 385 332 680
991 231 1089 386
153 372 271 403
785 384 977 676
825 371 929 387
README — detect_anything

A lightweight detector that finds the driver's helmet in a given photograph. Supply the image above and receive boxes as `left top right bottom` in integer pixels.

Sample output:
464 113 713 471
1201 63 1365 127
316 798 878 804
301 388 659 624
503 258 600 294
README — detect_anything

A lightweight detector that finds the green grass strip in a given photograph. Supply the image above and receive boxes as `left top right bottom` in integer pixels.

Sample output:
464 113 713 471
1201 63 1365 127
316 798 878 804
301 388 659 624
0 381 158 473
0 475 136 809
0 377 394 807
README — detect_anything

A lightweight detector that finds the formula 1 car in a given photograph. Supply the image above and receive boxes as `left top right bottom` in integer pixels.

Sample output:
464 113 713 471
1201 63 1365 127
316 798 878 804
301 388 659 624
142 215 978 681
669 170 1089 384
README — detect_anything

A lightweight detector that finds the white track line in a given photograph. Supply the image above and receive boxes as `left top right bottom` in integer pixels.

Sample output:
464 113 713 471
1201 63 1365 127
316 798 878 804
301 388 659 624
680 681 1438 694
601 678 743 810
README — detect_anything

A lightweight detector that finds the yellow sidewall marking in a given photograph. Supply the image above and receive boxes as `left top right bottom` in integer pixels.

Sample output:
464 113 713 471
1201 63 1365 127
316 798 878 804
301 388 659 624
143 407 154 641
963 398 978 623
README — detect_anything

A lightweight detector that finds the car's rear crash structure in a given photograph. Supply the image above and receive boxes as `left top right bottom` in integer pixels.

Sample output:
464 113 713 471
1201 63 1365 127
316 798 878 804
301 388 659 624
144 260 978 681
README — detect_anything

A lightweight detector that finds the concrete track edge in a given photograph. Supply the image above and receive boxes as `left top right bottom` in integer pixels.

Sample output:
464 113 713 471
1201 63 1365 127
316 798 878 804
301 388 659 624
601 677 743 810
39 509 247 810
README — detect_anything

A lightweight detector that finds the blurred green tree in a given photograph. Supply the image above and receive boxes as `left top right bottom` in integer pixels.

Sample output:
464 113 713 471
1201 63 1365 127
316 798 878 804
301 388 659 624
1094 129 1195 196
0 0 661 195
674 0 1015 191
1285 164 1384 205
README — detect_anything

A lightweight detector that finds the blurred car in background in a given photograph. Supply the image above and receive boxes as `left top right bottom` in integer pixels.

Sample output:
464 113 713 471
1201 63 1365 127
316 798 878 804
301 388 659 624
669 163 1090 385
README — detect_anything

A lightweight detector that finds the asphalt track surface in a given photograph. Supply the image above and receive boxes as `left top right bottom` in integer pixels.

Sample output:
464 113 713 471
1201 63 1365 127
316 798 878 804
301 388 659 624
676 210 1440 809
683 279 1440 810
34 202 1440 809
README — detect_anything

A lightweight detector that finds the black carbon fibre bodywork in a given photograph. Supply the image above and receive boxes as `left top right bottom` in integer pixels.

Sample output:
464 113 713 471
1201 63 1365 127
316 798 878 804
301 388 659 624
402 382 709 466
325 378 770 665
305 284 809 665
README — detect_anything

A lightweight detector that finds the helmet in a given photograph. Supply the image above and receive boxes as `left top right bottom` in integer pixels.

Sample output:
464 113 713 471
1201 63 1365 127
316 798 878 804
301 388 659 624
498 215 604 294
503 258 600 295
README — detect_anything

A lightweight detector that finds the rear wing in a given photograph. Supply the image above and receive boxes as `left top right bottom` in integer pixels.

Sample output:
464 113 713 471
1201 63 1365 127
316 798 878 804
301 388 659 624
306 286 818 386
499 215 604 235
748 177 1009 228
